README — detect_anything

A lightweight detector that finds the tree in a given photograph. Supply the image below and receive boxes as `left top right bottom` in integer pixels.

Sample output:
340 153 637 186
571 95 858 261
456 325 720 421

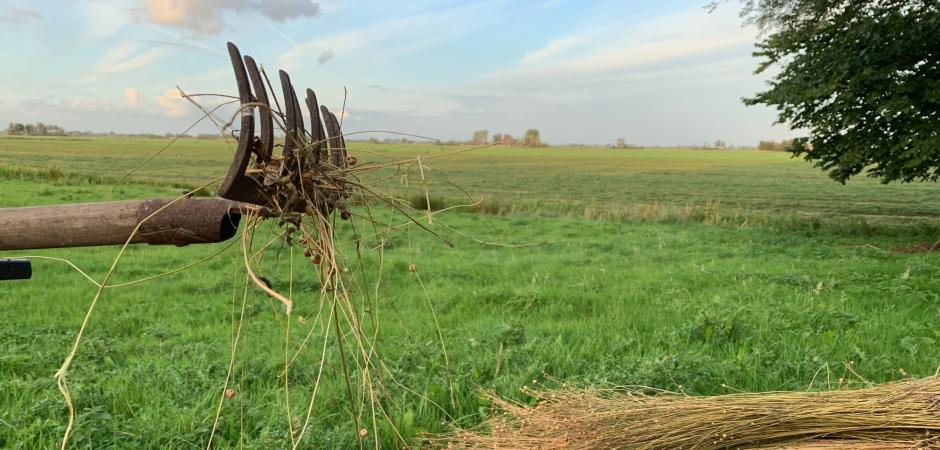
757 139 794 151
737 0 940 183
615 138 627 148
522 129 541 147
472 130 488 145
492 133 503 145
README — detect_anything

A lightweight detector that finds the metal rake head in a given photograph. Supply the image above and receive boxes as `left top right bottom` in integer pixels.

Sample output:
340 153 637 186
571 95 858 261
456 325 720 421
219 42 348 215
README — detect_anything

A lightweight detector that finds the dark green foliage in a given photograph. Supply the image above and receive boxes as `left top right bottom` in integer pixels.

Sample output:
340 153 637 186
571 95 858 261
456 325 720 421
742 0 940 183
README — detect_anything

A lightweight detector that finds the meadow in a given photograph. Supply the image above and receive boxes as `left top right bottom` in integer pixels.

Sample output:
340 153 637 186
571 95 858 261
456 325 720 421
1 136 939 448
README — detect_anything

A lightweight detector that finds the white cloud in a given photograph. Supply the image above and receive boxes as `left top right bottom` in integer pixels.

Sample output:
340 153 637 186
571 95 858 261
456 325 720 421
124 88 141 107
143 0 319 34
153 89 189 118
255 0 319 22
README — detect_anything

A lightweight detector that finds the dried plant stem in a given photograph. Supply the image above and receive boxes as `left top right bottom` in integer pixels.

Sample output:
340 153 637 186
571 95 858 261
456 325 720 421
440 376 940 450
206 268 252 450
57 177 223 450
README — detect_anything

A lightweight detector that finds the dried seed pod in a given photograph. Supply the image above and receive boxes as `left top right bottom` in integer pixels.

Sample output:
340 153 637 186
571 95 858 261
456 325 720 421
340 210 351 220
303 248 313 257
346 156 358 166
408 263 416 272
224 388 236 399
311 254 322 264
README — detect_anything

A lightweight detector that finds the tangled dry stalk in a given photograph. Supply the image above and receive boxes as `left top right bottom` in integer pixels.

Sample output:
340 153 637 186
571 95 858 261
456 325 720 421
440 375 940 449
47 42 485 450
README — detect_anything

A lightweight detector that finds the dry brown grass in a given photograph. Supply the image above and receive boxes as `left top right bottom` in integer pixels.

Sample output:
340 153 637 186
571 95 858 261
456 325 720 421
438 376 940 450
760 438 937 449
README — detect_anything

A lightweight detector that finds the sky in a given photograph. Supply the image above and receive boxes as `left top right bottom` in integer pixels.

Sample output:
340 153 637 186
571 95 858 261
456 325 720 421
0 0 799 146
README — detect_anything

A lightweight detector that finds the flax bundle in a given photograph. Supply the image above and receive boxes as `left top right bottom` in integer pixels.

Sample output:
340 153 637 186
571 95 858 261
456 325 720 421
440 376 940 449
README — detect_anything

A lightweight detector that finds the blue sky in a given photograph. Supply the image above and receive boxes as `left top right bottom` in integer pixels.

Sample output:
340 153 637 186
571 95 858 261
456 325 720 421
0 0 798 146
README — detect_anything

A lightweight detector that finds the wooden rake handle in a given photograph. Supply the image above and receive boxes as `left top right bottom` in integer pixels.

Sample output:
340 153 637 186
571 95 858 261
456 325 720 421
0 198 242 251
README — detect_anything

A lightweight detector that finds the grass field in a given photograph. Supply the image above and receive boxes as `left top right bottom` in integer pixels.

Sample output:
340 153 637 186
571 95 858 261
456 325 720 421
1 136 939 448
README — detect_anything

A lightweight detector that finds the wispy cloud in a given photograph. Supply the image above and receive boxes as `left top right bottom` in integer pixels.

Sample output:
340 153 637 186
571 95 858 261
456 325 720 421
338 5 771 145
520 21 623 65
0 7 43 24
481 7 757 95
0 97 119 115
280 0 506 68
78 1 131 41
96 43 170 76
267 23 298 45
520 34 590 65
0 0 794 144
146 25 227 56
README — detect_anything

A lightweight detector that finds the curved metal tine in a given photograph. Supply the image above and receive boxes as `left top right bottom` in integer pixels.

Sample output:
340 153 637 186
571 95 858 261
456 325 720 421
279 70 297 159
218 42 261 204
243 55 273 163
320 105 346 169
290 82 306 160
329 111 347 169
305 88 326 165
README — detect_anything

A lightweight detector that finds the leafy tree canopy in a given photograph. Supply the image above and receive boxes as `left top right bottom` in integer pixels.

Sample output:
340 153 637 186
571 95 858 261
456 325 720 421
737 0 940 183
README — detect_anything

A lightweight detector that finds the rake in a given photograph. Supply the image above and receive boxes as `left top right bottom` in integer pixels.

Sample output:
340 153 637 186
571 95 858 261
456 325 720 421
0 42 350 280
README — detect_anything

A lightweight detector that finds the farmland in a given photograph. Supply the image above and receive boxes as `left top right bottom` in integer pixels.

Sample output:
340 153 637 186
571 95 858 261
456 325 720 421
1 136 939 448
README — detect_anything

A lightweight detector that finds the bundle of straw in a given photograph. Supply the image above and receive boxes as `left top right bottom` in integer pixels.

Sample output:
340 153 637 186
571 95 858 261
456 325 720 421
761 438 938 449
440 376 940 449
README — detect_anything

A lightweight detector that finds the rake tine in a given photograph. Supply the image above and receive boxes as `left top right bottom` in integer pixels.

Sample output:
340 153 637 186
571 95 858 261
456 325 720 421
279 70 298 160
320 105 346 169
244 55 273 163
216 42 353 212
305 88 326 165
289 80 305 138
218 42 261 204
330 111 347 169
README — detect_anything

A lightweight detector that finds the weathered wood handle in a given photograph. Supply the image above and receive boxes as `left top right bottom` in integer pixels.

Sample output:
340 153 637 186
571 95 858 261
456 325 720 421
0 198 241 251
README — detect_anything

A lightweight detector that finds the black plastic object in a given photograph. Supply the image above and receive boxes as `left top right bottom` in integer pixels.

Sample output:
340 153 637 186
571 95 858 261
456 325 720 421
0 258 31 280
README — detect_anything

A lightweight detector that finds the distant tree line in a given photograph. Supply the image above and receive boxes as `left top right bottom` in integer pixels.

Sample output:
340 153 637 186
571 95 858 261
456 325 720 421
3 123 231 140
473 129 546 147
757 139 795 152
7 122 66 136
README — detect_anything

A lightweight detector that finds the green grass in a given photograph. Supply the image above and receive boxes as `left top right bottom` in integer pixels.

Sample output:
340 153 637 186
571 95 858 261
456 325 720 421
1 136 939 448
4 136 940 225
